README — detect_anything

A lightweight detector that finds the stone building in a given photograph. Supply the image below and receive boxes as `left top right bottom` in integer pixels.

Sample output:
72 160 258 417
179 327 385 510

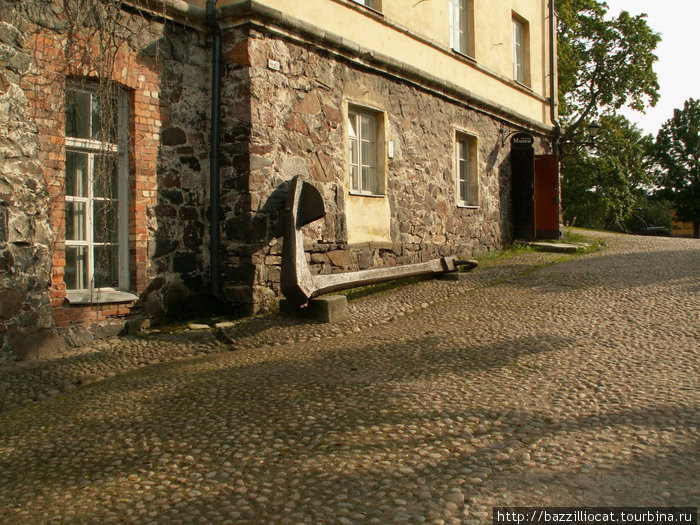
0 0 559 360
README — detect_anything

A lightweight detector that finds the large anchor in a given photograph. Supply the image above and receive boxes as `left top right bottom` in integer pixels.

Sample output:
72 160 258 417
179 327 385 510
281 176 478 308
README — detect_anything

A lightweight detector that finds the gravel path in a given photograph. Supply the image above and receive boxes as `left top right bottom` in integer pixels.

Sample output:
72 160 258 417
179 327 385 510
1 230 698 524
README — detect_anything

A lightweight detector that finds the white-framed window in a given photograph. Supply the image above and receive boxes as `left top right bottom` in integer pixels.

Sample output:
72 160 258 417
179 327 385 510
449 0 473 56
512 15 529 85
456 132 479 207
348 106 382 196
64 83 130 300
350 0 380 10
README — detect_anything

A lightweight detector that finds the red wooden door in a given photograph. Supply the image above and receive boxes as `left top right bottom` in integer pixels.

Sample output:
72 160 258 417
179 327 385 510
534 155 560 239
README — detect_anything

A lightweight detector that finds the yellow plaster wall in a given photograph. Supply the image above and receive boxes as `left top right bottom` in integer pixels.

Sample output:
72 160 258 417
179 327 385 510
213 0 553 126
345 196 392 244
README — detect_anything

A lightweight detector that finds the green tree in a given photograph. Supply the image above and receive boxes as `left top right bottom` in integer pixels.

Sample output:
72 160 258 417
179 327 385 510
562 115 654 229
556 0 661 143
654 98 700 237
557 0 661 232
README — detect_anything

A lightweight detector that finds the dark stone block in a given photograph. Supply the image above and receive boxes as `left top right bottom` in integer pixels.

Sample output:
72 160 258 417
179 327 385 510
179 156 201 171
308 295 349 323
224 262 255 284
144 276 166 293
0 288 25 320
9 328 65 361
183 274 204 291
153 239 178 257
179 206 199 221
161 189 184 205
173 252 197 274
161 127 187 146
183 221 204 251
223 284 253 304
224 217 249 241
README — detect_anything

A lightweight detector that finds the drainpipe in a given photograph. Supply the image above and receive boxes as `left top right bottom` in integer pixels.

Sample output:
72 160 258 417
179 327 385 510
549 0 562 156
206 0 222 299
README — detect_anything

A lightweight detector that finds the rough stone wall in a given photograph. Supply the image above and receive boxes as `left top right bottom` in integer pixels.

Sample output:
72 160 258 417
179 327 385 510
219 25 546 312
142 23 211 319
1 1 211 352
0 16 59 361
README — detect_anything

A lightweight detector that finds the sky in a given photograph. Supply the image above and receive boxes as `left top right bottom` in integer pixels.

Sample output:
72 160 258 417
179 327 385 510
603 0 700 137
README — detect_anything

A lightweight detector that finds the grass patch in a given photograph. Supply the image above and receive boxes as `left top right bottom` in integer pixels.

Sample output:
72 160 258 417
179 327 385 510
470 244 534 268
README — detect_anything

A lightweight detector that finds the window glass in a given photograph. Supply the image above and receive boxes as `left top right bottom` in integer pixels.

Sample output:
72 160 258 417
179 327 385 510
93 201 118 244
65 202 87 241
93 154 118 199
94 245 119 288
66 151 88 197
66 90 91 139
65 246 88 290
348 108 380 195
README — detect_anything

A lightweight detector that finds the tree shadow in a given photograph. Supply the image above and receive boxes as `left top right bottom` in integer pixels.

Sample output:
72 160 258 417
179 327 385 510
3 327 696 521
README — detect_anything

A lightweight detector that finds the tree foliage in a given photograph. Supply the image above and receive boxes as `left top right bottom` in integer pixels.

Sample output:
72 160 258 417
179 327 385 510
556 0 661 143
653 98 700 236
562 115 653 228
557 0 662 231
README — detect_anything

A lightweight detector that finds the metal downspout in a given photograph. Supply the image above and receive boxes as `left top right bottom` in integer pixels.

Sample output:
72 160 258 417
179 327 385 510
549 0 562 155
206 0 222 299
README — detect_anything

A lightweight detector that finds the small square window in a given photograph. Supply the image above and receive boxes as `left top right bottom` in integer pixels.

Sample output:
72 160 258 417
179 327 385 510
456 132 479 207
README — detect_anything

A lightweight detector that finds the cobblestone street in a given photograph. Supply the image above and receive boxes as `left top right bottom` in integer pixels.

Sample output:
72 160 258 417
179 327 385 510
1 231 698 524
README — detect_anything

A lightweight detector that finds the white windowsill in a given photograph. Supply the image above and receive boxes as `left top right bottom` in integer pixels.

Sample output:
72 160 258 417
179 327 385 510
451 48 476 63
349 191 386 198
65 290 139 305
457 203 480 209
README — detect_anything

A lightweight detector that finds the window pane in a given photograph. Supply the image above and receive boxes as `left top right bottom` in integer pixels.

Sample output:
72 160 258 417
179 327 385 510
66 151 88 197
65 246 88 290
349 138 358 165
348 113 358 138
460 179 469 202
468 170 479 206
93 154 118 199
360 114 373 142
94 201 118 243
458 140 467 163
65 202 86 241
361 140 372 168
362 166 377 194
94 245 119 288
91 92 117 142
350 165 359 191
65 90 91 138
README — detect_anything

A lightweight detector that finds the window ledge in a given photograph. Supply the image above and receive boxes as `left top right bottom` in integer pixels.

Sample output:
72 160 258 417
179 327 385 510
65 290 139 305
451 49 477 64
349 191 386 198
346 0 384 17
457 203 480 209
513 80 533 92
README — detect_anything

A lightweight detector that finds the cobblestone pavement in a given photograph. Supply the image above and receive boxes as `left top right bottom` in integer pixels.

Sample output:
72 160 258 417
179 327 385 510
1 231 698 524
